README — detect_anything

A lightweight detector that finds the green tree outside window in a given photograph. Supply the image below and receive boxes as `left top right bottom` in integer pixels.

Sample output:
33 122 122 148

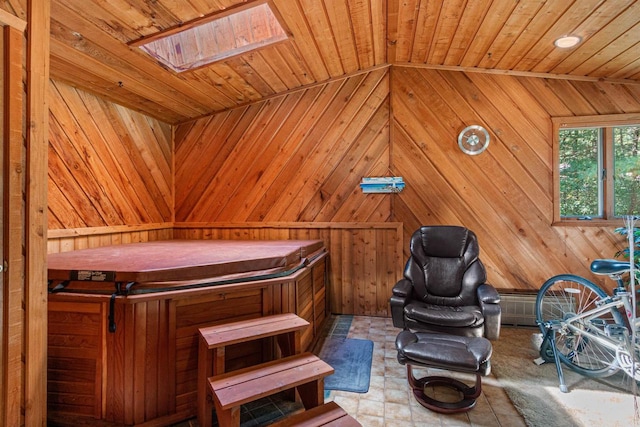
557 121 639 220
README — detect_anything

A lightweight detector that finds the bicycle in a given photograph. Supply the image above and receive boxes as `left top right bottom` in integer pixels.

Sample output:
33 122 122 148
535 259 640 393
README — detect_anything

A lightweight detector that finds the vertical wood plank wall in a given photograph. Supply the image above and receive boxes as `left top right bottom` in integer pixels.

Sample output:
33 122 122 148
46 225 174 254
26 2 50 425
2 18 27 427
0 2 48 426
173 223 403 316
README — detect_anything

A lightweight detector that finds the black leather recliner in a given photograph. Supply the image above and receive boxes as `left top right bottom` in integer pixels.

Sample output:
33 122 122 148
390 225 501 340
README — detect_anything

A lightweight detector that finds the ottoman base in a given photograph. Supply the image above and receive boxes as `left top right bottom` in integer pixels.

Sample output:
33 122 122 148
407 365 481 413
395 331 492 414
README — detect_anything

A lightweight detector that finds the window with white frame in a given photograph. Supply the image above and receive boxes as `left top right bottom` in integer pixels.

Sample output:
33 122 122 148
552 114 640 224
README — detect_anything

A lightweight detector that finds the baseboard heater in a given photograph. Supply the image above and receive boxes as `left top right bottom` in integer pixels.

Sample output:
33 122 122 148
500 292 539 327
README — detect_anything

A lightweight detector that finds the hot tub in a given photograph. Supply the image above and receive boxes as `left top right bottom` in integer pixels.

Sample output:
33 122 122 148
47 239 328 426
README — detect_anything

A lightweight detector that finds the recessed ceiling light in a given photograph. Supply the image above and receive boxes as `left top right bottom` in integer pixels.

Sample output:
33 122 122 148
554 35 582 48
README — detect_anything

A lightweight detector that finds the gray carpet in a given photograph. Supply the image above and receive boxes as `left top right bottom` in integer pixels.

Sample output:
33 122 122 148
492 327 640 427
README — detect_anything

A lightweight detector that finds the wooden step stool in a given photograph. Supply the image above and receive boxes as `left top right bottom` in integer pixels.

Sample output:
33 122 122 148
209 352 334 426
197 313 311 427
268 401 362 426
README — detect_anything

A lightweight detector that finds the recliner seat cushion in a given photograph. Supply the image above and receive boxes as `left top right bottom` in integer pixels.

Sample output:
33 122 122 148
405 302 484 328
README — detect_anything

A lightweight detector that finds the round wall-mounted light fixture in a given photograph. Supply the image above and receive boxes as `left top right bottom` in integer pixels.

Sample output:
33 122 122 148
554 35 582 48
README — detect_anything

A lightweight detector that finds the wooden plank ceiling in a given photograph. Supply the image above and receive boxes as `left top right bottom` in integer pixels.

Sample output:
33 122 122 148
47 0 640 124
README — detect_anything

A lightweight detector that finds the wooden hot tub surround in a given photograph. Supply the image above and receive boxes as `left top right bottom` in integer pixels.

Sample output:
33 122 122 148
46 239 329 426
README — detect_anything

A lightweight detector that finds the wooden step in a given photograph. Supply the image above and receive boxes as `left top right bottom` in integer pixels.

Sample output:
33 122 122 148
198 313 310 426
209 352 333 427
210 352 333 410
268 402 362 426
199 313 309 349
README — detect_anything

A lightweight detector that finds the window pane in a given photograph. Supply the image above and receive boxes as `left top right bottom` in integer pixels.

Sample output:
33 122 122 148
559 128 601 217
613 125 640 216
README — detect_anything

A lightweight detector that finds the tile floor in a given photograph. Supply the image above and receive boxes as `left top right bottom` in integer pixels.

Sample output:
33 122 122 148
191 315 527 426
327 315 527 427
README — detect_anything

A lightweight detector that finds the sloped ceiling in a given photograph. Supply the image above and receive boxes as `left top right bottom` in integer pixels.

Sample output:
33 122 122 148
39 0 640 124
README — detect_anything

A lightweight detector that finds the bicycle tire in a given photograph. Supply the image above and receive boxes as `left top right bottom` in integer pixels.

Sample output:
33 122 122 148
536 274 625 378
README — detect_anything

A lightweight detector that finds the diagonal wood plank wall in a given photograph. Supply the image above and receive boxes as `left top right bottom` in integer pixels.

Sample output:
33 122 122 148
391 67 640 292
174 68 392 223
48 80 173 229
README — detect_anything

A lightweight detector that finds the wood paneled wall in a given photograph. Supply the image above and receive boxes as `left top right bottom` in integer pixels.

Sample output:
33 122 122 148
46 66 640 315
174 223 403 317
391 67 640 292
1 3 49 426
173 68 401 315
47 225 173 254
46 82 174 254
46 221 403 316
48 80 173 229
174 67 391 223
173 66 640 301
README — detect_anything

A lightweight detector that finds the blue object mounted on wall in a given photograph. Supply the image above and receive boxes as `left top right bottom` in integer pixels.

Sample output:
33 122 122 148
360 177 405 193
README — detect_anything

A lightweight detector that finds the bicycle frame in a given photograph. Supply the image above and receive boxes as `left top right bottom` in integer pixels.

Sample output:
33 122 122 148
539 267 640 392
561 297 634 354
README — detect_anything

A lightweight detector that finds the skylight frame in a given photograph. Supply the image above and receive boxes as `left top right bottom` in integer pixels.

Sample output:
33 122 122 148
129 0 291 73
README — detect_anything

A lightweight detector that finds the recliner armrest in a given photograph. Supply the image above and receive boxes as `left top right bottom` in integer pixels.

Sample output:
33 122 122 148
390 279 413 328
477 284 500 304
477 284 501 340
392 279 413 297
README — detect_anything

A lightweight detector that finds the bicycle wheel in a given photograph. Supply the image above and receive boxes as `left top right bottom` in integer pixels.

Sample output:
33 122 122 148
536 274 625 378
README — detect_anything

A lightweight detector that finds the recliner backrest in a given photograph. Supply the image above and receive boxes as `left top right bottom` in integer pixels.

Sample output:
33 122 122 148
404 225 486 306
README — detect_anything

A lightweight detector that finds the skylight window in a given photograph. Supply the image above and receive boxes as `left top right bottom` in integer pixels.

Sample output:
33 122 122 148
131 1 289 73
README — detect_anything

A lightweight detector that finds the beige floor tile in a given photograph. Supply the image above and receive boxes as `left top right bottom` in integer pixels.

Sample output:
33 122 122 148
384 401 413 421
341 315 525 427
384 376 407 391
179 316 523 427
494 414 527 427
358 398 386 417
385 363 406 378
384 387 411 404
362 387 385 402
371 363 387 376
410 405 443 423
440 413 472 426
355 414 385 427
384 347 397 359
384 418 416 427
332 394 360 415
369 374 385 388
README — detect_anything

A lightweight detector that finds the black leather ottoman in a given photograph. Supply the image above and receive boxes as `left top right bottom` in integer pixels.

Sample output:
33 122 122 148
395 330 492 413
